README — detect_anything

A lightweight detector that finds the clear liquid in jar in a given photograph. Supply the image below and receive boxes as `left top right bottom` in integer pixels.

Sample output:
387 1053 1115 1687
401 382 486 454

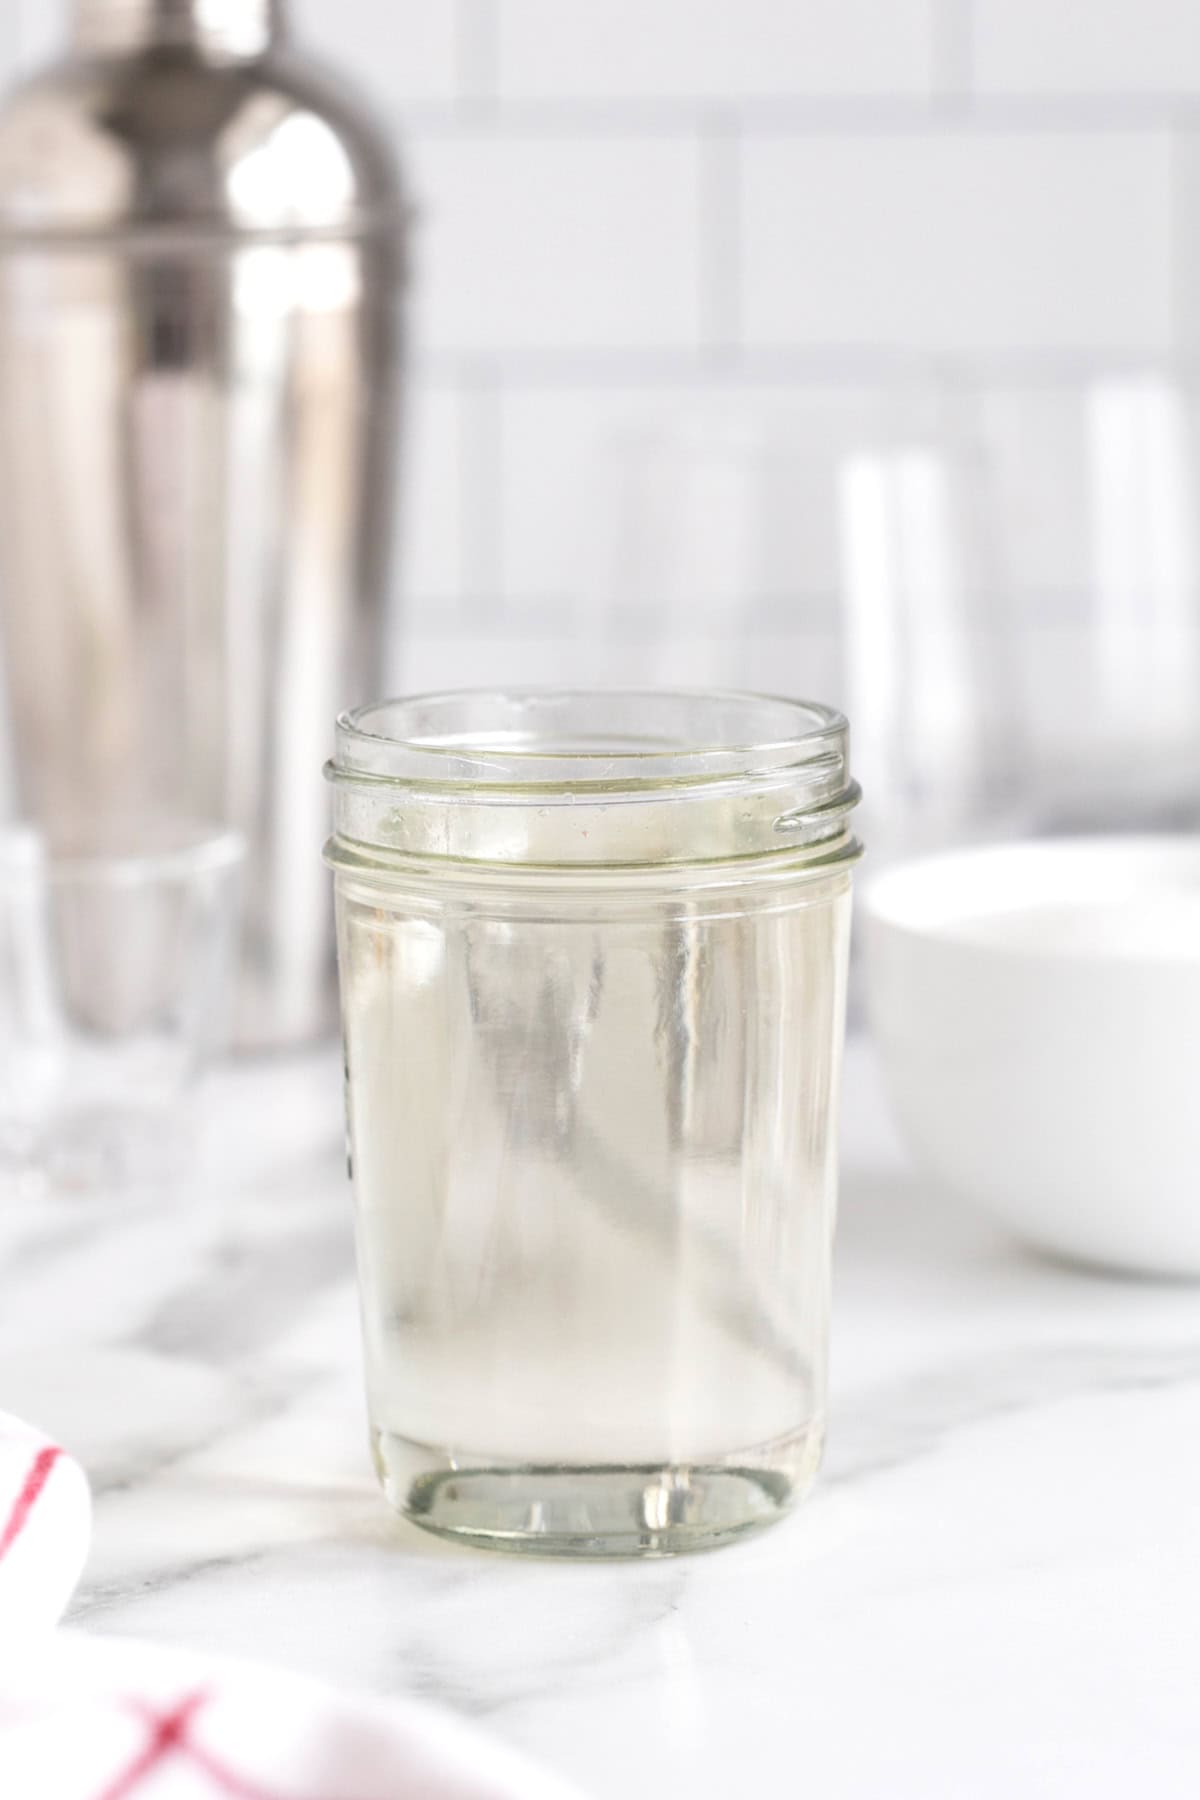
338 865 850 1554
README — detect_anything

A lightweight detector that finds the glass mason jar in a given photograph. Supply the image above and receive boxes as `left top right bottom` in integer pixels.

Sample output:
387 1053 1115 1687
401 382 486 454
326 691 861 1555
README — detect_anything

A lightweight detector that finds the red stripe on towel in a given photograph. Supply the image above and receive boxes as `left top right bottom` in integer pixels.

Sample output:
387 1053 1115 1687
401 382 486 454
0 1444 60 1563
97 1691 330 1800
94 1691 210 1800
184 1738 322 1799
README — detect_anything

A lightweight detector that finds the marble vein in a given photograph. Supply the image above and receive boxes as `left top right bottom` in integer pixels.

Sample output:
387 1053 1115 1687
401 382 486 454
0 1041 1196 1798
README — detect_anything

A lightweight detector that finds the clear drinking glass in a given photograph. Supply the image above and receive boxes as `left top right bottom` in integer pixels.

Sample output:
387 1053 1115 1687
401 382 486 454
961 373 1200 830
0 819 244 1195
586 393 1018 859
327 691 861 1555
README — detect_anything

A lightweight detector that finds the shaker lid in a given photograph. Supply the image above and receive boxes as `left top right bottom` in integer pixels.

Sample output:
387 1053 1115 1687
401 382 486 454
0 15 404 241
73 0 282 60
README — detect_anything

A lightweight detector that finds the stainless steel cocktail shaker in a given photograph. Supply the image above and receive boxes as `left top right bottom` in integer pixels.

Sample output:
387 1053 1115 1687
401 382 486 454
0 0 405 1045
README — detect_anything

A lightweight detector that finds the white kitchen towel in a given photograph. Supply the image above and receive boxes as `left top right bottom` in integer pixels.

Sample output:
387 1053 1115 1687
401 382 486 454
0 1632 581 1800
0 1408 91 1646
0 1410 583 1800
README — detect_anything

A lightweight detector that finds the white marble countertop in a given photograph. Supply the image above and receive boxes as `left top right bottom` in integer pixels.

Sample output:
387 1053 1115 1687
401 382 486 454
3 1039 1199 1798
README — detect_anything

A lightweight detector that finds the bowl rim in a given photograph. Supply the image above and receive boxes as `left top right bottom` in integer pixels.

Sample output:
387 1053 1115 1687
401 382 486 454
859 834 1200 960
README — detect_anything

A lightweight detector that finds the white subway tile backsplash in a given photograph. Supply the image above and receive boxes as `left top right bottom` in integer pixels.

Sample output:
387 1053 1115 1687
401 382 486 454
406 134 703 353
741 132 1173 353
394 377 467 616
739 628 844 706
14 0 65 75
495 382 954 626
0 10 27 93
965 387 1096 606
398 629 622 690
291 0 459 105
397 618 842 696
11 0 1200 683
495 0 938 102
397 617 843 701
1171 132 1200 355
496 385 672 612
16 0 457 98
973 0 1200 97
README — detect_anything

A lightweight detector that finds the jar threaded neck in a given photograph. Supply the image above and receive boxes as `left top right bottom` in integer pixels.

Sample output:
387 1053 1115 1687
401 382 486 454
327 690 862 877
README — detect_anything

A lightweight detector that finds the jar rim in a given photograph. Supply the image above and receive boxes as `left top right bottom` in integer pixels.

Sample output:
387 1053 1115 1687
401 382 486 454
330 688 852 797
327 689 860 874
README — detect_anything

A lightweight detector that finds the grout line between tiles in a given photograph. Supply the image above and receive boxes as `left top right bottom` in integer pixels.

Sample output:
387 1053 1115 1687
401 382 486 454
409 347 1196 389
389 94 1200 137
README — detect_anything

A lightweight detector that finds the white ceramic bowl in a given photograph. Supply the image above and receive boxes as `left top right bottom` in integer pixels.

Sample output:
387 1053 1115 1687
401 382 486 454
860 837 1200 1277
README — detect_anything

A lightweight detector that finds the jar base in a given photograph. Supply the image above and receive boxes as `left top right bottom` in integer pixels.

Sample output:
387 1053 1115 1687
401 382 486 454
371 1422 824 1558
